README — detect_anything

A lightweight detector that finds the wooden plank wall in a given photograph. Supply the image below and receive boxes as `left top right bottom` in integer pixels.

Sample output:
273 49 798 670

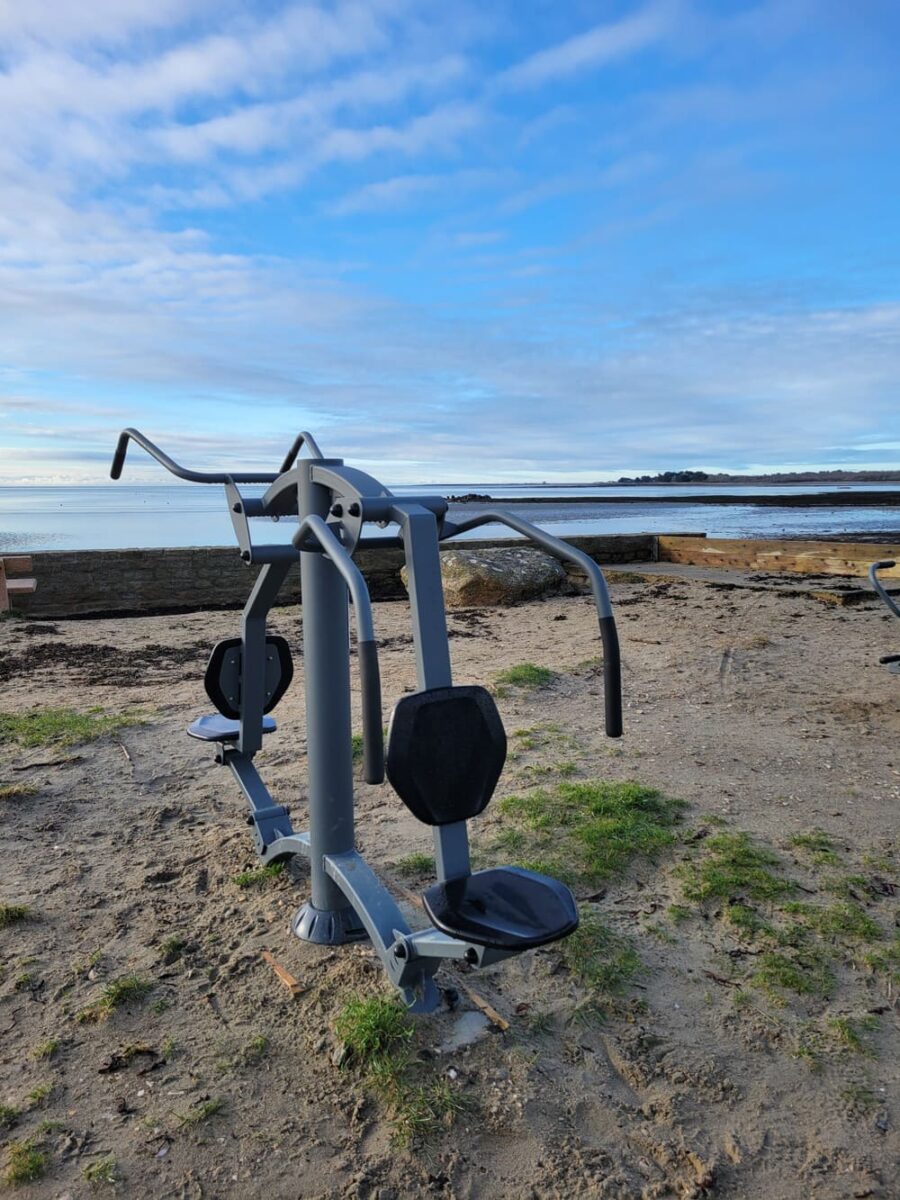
658 536 900 578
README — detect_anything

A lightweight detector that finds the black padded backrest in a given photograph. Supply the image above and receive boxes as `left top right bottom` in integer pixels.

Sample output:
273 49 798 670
386 685 507 826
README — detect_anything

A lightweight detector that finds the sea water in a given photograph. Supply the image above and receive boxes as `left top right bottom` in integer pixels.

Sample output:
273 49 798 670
1 483 898 552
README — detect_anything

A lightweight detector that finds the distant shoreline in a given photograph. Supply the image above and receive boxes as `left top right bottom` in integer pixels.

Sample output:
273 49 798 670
448 490 900 508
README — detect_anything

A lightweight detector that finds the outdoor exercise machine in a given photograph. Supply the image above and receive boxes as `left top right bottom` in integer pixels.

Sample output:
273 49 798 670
869 560 900 674
111 428 623 1011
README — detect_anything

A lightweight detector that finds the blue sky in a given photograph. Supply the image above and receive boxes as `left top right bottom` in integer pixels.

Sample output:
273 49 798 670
1 0 898 484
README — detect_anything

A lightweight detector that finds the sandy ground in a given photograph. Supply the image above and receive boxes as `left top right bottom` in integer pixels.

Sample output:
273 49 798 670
1 573 899 1199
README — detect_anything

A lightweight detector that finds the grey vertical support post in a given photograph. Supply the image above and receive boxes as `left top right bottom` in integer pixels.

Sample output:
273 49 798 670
293 460 367 944
239 560 293 756
395 505 471 883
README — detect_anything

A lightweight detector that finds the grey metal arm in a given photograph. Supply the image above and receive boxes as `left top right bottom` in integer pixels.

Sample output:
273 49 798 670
111 427 324 484
279 431 324 471
441 509 623 737
869 560 900 619
292 515 385 783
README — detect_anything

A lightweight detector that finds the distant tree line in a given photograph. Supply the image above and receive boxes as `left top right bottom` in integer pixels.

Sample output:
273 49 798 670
615 469 900 484
618 470 710 483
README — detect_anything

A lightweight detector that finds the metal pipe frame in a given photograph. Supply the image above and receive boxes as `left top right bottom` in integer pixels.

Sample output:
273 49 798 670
393 503 472 884
441 509 623 738
870 560 900 619
238 557 295 756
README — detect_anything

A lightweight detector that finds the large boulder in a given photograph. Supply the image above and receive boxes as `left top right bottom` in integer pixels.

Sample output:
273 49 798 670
402 547 567 608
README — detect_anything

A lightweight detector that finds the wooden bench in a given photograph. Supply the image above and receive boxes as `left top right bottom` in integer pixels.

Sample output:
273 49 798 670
0 556 37 613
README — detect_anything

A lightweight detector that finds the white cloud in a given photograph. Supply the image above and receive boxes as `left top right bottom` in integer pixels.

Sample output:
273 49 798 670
328 168 504 216
0 0 208 47
150 55 468 164
498 3 674 91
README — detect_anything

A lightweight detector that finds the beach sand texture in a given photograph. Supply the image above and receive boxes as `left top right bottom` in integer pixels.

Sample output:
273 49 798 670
1 575 898 1198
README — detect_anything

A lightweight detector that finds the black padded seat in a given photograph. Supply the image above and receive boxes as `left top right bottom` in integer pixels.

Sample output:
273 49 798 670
187 714 276 742
422 866 578 951
386 685 506 826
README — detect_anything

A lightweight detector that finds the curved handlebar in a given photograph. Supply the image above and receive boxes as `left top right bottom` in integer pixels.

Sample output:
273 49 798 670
869 560 900 619
111 427 324 485
293 515 385 783
442 510 623 737
279 431 324 472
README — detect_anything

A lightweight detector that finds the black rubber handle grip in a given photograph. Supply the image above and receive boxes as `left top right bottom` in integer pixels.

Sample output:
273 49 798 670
110 431 129 479
599 615 623 738
358 639 385 784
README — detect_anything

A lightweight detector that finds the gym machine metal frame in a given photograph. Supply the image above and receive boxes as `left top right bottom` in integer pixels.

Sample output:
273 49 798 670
112 428 623 1011
869 559 900 674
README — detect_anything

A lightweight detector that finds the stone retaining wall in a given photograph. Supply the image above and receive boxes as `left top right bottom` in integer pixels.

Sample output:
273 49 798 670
8 534 657 618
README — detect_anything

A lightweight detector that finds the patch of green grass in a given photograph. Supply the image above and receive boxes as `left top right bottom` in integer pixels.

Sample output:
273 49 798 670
83 1156 118 1187
0 783 36 801
14 971 35 991
667 904 691 923
178 1097 225 1125
393 853 435 878
568 998 608 1027
828 1015 877 1055
726 903 773 939
35 1120 64 1135
512 728 538 750
100 974 153 1013
231 863 284 888
774 920 810 950
782 899 883 945
861 851 896 874
680 832 795 905
351 733 364 762
390 1077 469 1145
334 993 469 1145
4 1139 47 1186
863 934 900 981
31 1039 59 1062
0 707 142 749
790 828 840 866
822 874 871 900
79 974 152 1022
27 1084 52 1107
809 902 882 943
494 663 554 690
335 996 414 1068
0 1104 19 1130
752 949 835 999
498 779 683 884
562 910 640 996
159 936 186 964
493 827 527 856
0 903 30 929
